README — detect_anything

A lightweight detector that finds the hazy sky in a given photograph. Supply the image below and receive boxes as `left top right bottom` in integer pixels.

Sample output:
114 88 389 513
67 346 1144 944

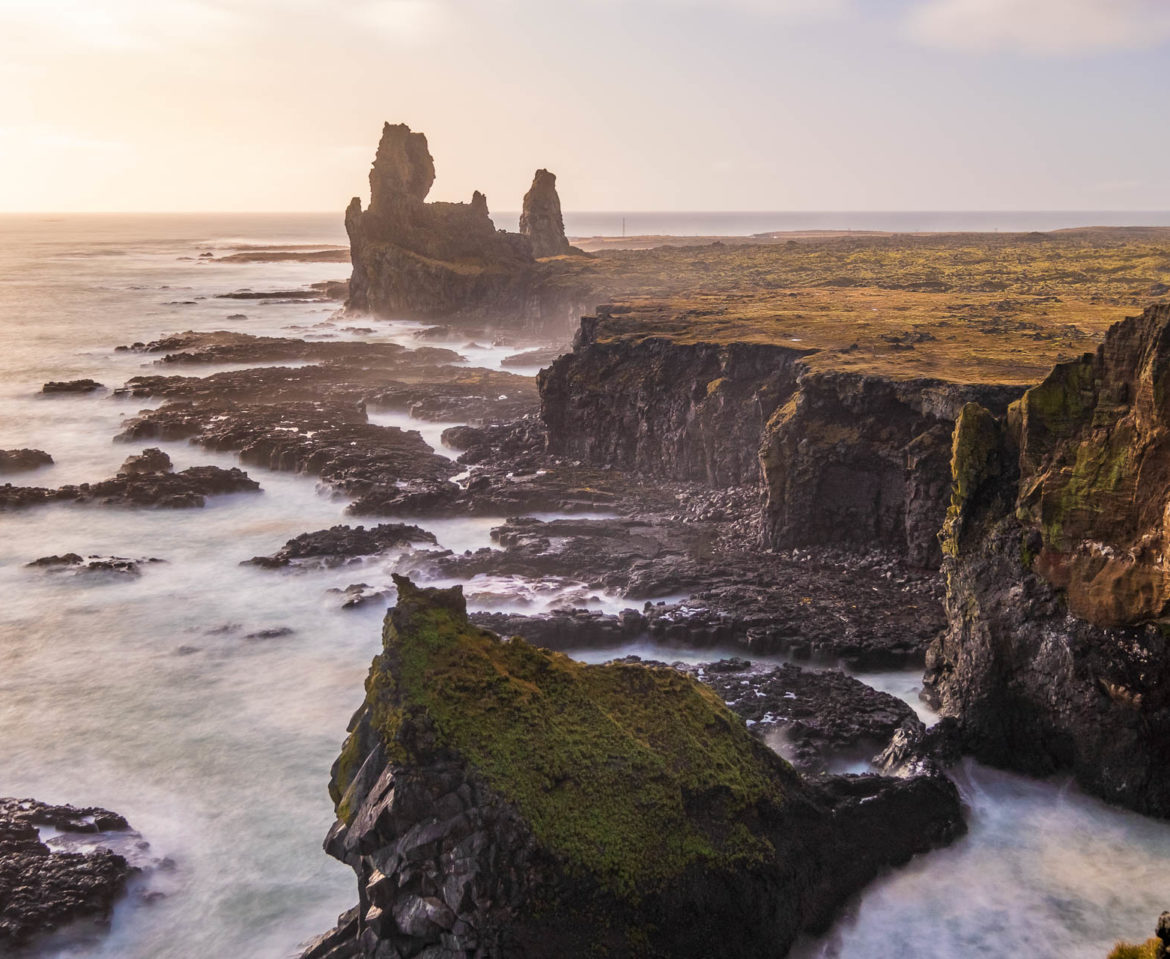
2 0 1168 212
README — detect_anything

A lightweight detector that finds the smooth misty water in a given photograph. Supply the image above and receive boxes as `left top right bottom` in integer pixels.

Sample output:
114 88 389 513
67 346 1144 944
1 213 1168 958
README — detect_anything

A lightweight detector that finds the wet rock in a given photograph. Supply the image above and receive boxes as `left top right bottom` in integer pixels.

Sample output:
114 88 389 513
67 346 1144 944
246 524 437 568
0 798 135 950
328 583 393 609
346 463 649 519
0 462 259 511
428 514 943 668
244 627 295 641
116 330 460 367
441 414 547 464
214 288 332 302
680 658 919 773
519 169 571 258
365 368 538 423
119 448 172 475
0 449 53 473
873 717 963 779
119 401 456 501
41 379 104 394
26 554 164 578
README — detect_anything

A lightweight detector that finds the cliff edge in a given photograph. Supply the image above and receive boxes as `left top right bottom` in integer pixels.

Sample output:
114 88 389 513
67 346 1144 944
927 304 1170 815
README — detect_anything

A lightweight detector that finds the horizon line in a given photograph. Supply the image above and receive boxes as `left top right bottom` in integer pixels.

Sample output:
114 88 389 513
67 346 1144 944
3 208 1170 216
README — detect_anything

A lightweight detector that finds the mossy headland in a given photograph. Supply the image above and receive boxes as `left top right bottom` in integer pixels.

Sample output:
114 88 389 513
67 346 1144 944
308 577 962 958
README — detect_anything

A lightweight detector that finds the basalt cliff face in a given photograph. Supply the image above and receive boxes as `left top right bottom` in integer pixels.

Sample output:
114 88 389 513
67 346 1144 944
927 304 1170 816
540 306 1021 567
345 124 588 333
304 577 961 959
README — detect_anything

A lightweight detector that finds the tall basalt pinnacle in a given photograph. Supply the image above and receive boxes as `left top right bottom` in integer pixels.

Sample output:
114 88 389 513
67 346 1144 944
519 168 571 257
368 122 435 212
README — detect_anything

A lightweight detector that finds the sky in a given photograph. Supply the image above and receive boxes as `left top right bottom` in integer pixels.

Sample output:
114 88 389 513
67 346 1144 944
1 0 1168 212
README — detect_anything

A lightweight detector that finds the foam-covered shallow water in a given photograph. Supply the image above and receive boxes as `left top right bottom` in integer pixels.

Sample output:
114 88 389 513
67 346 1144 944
3 215 1170 958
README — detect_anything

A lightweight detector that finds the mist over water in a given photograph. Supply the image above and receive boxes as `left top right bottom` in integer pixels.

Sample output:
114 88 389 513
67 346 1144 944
1 214 1169 958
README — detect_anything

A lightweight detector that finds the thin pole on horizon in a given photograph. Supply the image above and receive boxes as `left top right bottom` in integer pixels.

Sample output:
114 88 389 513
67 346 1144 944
622 217 626 237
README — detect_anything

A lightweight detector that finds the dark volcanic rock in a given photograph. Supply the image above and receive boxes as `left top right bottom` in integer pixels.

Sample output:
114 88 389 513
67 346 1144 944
118 402 457 501
116 330 460 367
328 583 394 610
246 524 438 568
365 368 538 424
541 311 806 488
431 514 943 668
119 447 172 475
0 459 259 511
41 379 104 394
540 307 1022 565
682 658 920 773
0 449 53 473
0 798 134 950
519 169 571 258
441 415 547 465
304 578 963 959
26 554 163 578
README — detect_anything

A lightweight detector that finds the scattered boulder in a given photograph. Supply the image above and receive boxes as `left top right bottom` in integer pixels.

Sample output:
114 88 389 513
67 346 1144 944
119 448 172 475
26 554 164 578
41 379 104 394
245 524 438 569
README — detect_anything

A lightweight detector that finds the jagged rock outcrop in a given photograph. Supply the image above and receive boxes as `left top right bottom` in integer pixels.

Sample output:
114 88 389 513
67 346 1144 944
345 123 589 333
540 307 1021 565
305 577 962 958
926 304 1170 816
519 169 570 258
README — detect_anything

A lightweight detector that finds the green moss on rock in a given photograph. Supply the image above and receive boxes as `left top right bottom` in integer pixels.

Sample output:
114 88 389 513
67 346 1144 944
940 403 1004 557
366 575 798 899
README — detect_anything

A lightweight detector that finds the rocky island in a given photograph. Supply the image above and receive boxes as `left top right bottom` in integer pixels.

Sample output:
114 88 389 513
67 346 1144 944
301 577 961 958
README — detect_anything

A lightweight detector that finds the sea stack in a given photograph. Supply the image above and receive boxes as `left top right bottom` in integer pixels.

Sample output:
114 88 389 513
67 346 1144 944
519 169 571 257
343 123 589 332
300 576 962 959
